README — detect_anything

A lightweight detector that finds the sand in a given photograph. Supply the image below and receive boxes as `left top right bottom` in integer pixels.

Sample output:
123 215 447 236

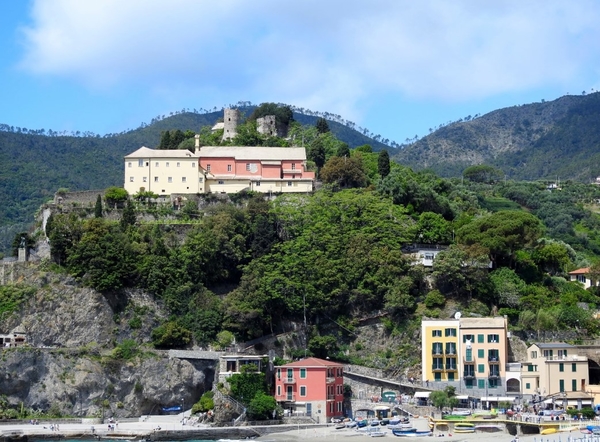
0 416 586 442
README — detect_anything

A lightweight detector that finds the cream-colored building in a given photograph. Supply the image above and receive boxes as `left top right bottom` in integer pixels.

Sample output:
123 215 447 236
124 140 315 197
421 316 509 398
521 343 589 407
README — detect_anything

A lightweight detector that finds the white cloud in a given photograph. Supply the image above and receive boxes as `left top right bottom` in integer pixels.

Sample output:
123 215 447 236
17 0 600 121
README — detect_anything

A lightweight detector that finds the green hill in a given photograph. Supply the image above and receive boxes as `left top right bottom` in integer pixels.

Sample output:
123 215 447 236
0 108 389 253
393 92 600 181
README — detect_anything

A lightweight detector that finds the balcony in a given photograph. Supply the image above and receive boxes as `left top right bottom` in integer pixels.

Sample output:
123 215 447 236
488 357 500 364
445 365 458 371
463 372 476 379
284 394 296 401
432 365 444 372
326 377 336 384
327 394 336 400
463 355 474 362
283 377 296 384
488 372 500 379
445 349 457 356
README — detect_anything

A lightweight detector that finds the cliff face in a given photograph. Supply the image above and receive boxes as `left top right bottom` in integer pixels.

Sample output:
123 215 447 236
0 348 214 417
0 262 216 417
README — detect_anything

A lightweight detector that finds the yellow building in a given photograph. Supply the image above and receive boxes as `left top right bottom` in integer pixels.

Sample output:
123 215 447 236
421 319 459 385
422 316 509 398
521 343 590 408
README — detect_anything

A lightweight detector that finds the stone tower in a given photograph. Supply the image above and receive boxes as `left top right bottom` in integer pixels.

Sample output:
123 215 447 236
222 108 241 141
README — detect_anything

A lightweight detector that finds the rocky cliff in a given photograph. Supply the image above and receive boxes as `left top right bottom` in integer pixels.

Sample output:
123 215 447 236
0 262 216 418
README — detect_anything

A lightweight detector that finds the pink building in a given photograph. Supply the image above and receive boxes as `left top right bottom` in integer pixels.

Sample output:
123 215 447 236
274 357 345 421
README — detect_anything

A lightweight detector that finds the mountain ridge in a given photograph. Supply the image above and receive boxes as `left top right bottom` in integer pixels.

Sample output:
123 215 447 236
394 92 600 181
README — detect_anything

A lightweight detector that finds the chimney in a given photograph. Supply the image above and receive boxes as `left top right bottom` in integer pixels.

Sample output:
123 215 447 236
195 134 200 154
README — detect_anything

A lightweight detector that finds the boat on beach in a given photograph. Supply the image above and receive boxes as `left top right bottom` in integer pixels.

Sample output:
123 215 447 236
391 429 433 437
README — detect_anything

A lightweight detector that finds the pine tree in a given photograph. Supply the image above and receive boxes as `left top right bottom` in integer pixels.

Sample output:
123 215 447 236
378 149 391 178
120 199 136 230
94 194 103 218
159 131 171 149
315 117 330 134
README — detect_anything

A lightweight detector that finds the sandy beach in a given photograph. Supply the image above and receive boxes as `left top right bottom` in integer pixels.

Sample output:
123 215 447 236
0 416 590 442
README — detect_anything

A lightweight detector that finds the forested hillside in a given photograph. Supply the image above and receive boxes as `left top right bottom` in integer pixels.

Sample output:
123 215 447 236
394 92 600 181
27 142 600 370
0 106 387 253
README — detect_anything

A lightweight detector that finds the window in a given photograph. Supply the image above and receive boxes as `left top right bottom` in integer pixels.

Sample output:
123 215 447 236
559 379 564 392
478 364 485 373
572 379 577 391
432 357 443 370
300 368 306 378
572 363 577 372
445 328 457 337
477 334 484 343
478 379 485 389
432 330 442 337
138 159 144 167
143 177 147 182
155 162 159 167
488 350 499 361
434 372 441 381
531 351 538 359
199 177 203 182
487 334 499 343
292 163 296 170
288 181 292 186
227 164 232 172
337 402 343 412
448 372 455 381
128 162 132 168
445 343 456 355
543 350 553 358
432 343 443 355
465 348 472 362
277 368 281 379
182 177 187 183
488 379 498 388
300 386 306 396
558 349 568 358
527 365 537 372
177 162 180 167
559 363 564 372
192 162 196 167
478 349 484 358
577 274 586 283
206 164 211 172
277 386 281 396
218 180 225 184
168 177 172 183
446 357 457 370
463 334 474 343
154 177 158 182
465 379 474 389
292 174 296 179
526 382 531 390
166 162 170 167
129 177 134 182
255 181 261 186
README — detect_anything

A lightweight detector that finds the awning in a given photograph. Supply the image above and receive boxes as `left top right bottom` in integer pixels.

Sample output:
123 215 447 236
480 396 515 402
374 405 391 410
414 392 431 398
456 395 469 400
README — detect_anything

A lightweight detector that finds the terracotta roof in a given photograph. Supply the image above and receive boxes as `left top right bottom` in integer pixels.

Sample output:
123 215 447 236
276 357 344 368
125 146 199 159
569 267 590 275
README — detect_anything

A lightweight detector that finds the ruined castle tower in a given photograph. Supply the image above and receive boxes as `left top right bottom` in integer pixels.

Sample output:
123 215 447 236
222 108 241 141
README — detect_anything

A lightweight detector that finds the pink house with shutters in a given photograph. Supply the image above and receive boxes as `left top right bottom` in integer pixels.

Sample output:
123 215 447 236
274 357 345 421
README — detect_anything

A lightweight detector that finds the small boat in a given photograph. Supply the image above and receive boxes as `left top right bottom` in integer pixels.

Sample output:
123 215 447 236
335 423 346 430
391 430 433 437
454 422 475 433
369 430 387 437
540 427 557 435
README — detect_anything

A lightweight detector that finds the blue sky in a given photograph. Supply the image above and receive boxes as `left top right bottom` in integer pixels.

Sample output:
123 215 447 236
1 0 600 145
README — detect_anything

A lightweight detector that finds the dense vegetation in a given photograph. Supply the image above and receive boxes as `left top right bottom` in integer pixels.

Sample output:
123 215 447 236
0 106 387 254
36 127 600 370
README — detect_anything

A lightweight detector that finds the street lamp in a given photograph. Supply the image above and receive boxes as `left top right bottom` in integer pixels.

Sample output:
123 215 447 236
181 398 185 418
